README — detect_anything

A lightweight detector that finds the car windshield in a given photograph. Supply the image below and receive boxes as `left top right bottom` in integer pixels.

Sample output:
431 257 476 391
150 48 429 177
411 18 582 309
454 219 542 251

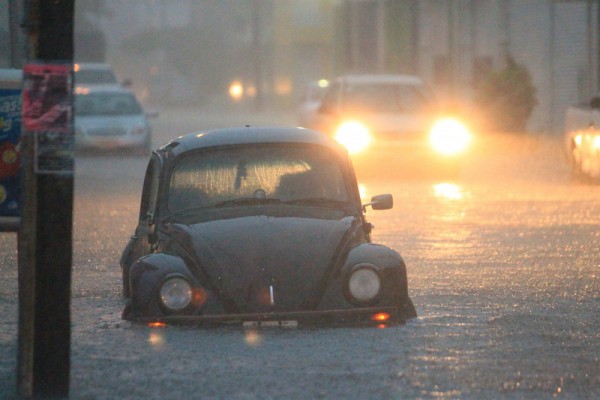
168 144 349 214
341 82 434 113
75 92 143 116
75 70 118 85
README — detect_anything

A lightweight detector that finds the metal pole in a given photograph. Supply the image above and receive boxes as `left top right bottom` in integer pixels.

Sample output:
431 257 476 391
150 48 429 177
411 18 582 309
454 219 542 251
376 0 386 73
549 0 556 133
587 0 594 98
252 0 264 111
8 0 26 68
18 0 75 397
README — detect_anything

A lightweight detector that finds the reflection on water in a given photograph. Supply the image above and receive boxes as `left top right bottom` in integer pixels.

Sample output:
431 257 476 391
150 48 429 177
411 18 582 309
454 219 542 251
148 331 165 349
244 330 263 347
432 182 464 201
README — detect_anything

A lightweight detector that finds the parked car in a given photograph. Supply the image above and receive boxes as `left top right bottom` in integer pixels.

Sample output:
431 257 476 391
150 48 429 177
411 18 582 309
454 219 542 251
297 79 329 127
120 126 417 327
564 97 600 181
309 74 472 176
74 85 153 152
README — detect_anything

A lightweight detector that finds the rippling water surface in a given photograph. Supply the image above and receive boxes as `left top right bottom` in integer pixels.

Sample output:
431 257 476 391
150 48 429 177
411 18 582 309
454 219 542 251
1 133 598 399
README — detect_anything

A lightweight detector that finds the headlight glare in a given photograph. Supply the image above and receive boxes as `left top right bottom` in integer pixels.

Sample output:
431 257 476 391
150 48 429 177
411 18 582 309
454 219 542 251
159 276 193 312
334 121 372 154
429 117 472 155
347 265 381 304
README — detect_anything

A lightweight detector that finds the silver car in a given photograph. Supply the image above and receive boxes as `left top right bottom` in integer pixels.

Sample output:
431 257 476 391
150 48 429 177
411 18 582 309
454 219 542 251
74 85 152 153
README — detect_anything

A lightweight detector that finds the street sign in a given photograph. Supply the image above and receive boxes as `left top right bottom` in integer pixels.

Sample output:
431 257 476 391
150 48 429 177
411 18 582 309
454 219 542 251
0 68 22 230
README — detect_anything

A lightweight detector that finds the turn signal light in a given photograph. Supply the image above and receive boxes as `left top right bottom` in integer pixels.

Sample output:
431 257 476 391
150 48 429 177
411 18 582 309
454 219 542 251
371 312 390 322
147 321 167 328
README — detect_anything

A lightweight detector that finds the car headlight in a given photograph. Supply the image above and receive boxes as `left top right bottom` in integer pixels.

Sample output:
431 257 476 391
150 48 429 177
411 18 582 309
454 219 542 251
132 125 148 135
334 121 372 154
159 276 193 312
429 117 472 155
593 135 600 150
346 264 381 305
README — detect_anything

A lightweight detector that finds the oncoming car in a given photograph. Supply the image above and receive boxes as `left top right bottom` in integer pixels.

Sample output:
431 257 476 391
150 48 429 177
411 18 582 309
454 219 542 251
75 85 152 152
297 79 329 127
564 97 600 181
120 127 417 327
74 62 131 87
310 74 472 176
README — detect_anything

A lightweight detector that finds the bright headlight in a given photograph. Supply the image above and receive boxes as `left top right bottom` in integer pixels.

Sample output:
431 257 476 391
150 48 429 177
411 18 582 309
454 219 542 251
159 276 192 312
347 265 381 304
429 117 472 155
334 121 372 154
593 135 600 150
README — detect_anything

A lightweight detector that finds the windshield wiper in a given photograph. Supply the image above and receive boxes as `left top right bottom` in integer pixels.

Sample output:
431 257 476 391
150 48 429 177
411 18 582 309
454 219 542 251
282 197 347 208
213 197 282 208
164 205 212 221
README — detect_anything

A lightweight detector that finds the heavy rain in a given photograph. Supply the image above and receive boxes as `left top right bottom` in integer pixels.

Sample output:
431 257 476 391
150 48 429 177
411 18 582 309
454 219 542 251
1 1 599 399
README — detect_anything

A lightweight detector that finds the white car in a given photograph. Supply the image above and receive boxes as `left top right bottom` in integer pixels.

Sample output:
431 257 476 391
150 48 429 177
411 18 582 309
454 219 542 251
297 79 329 127
74 63 120 86
564 99 600 180
74 85 152 153
310 74 472 176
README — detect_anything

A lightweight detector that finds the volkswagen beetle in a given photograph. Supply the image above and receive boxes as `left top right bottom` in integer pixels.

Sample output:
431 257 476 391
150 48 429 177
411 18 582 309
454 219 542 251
120 126 416 327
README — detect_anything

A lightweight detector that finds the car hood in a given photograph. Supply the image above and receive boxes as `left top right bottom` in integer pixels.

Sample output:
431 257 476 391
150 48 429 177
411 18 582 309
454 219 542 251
168 215 357 312
75 114 146 130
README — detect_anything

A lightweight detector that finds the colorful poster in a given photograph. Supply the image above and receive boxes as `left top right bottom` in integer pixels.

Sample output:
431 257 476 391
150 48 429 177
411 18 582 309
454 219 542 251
0 87 21 217
23 64 74 174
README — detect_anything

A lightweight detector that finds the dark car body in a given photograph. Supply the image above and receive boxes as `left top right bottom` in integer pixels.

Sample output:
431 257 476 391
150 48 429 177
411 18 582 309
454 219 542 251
120 127 416 327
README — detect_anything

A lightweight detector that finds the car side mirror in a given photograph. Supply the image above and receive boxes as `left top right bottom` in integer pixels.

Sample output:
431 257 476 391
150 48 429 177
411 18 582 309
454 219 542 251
363 194 393 211
590 96 600 109
122 78 133 88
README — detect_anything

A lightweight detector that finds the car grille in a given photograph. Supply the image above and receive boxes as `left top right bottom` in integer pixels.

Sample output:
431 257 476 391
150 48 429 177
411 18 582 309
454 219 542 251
88 127 128 137
372 130 425 141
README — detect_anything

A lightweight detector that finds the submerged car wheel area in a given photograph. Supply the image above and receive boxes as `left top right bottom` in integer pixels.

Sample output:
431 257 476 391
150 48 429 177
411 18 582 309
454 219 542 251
120 127 416 327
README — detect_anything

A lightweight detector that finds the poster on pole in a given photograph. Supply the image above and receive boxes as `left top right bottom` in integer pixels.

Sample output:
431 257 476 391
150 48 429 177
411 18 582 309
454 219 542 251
0 69 22 218
23 64 74 174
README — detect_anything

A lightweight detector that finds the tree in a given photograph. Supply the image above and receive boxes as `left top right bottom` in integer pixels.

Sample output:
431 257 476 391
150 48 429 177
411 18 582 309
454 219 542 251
475 56 538 133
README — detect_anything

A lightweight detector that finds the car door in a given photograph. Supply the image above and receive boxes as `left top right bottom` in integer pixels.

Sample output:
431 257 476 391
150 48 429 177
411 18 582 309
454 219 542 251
120 154 162 294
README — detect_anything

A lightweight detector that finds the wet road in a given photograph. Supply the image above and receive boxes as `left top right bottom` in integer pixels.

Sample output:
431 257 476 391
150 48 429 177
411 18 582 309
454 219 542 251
1 109 599 399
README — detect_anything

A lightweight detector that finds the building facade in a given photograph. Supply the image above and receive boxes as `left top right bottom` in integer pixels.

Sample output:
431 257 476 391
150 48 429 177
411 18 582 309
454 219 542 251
340 0 598 134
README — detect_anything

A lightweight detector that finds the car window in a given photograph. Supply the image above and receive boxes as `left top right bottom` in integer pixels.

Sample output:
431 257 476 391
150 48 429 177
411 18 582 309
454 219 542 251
74 70 118 85
139 157 161 221
319 81 340 112
75 92 143 116
168 145 348 212
341 83 433 113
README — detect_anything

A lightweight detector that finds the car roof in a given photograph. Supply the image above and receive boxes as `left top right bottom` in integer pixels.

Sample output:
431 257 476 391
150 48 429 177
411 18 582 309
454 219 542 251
337 74 426 85
74 84 135 95
74 62 114 71
160 127 347 158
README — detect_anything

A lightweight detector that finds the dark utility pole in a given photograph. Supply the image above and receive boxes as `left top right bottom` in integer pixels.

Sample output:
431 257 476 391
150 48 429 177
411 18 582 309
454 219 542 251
252 0 264 111
18 0 75 398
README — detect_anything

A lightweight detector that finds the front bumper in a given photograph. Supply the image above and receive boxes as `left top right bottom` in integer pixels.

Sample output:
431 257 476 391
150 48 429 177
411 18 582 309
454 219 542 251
76 132 149 150
136 306 402 328
349 139 465 178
